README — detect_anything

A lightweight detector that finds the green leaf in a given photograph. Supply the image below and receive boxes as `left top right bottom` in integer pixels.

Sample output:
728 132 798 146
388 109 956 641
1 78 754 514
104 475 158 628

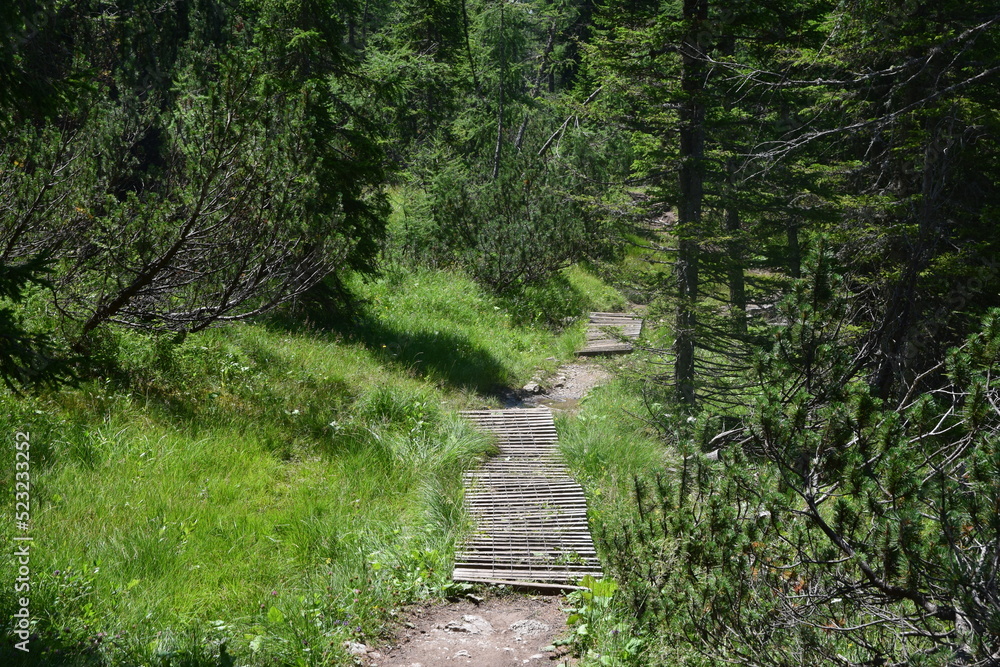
590 578 618 599
267 606 284 625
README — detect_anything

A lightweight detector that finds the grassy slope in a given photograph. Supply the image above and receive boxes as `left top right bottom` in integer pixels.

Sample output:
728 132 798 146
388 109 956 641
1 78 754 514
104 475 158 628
551 226 687 665
0 266 620 666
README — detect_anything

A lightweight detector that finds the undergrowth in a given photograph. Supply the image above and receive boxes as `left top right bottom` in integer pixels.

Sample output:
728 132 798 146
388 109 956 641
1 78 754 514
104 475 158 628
558 363 677 666
0 265 615 666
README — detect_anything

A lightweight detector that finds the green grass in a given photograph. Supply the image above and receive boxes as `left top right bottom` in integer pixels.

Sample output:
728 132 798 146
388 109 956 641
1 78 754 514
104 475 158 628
0 266 605 666
346 267 585 389
560 370 672 539
558 356 680 666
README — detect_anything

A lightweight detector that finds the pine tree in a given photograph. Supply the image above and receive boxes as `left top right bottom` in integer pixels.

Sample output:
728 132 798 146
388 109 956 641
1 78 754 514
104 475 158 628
2 0 389 342
587 0 838 407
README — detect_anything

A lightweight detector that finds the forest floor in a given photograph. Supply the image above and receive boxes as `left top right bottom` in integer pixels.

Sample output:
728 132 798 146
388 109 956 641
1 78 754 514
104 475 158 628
371 594 575 667
505 360 612 413
365 359 612 667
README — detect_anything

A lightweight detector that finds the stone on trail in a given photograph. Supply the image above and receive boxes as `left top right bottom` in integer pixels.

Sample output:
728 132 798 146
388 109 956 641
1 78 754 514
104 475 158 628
509 619 550 637
444 615 493 635
343 641 368 656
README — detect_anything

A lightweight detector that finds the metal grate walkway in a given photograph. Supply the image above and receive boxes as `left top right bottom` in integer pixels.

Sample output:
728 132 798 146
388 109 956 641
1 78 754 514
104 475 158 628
453 408 603 589
577 312 643 356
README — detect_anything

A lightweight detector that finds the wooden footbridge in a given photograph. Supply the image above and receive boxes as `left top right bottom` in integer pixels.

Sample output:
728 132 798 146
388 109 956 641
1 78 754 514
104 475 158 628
577 311 643 356
452 312 642 590
453 408 603 589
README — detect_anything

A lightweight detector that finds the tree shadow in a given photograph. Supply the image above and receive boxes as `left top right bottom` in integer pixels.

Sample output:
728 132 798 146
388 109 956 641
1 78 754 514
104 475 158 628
348 314 513 393
266 292 514 395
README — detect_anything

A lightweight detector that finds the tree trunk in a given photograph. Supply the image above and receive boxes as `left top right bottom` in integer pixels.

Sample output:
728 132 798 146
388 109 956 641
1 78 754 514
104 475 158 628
873 122 949 398
725 158 746 335
492 0 505 180
726 208 746 336
461 0 479 92
675 0 708 408
515 21 557 152
786 219 801 279
361 0 369 48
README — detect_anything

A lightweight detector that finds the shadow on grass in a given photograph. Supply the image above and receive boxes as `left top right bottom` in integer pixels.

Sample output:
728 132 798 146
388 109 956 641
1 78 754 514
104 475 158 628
0 632 237 667
266 292 514 394
341 313 514 393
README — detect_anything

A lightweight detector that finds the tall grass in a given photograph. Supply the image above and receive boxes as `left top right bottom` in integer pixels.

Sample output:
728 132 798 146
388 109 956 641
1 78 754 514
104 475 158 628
558 361 680 666
559 373 671 528
0 267 600 666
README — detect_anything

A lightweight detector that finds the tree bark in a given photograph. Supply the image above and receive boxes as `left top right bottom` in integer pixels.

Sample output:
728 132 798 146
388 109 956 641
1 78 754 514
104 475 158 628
515 20 557 151
492 0 505 180
675 0 708 407
872 109 953 399
786 219 801 279
725 158 746 335
461 0 479 93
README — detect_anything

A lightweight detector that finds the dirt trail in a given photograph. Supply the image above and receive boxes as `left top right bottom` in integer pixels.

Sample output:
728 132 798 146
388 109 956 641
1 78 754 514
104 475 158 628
372 595 575 667
505 360 611 413
362 360 610 667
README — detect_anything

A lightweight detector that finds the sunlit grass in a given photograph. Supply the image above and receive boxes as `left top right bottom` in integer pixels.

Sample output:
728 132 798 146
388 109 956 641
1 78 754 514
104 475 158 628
560 373 672 521
0 267 597 665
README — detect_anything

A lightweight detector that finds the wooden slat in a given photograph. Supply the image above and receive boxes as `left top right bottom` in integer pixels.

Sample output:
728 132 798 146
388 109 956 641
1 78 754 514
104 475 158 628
454 407 604 588
576 311 643 356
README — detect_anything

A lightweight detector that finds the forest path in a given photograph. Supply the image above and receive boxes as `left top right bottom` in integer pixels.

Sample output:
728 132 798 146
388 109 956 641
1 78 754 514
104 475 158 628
508 361 611 413
367 354 617 666
453 407 603 587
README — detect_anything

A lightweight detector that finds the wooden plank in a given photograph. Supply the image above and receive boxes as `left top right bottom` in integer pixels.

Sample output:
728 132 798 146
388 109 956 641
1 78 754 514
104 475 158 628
457 553 599 561
456 554 601 564
577 311 643 357
455 406 603 588
456 565 603 575
454 567 603 579
446 577 587 591
458 545 598 553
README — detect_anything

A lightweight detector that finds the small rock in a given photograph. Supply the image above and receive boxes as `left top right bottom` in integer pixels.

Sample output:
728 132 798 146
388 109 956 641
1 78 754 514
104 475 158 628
509 619 550 637
444 615 493 635
368 651 383 660
343 641 368 656
404 622 416 628
455 650 471 658
529 654 544 660
523 382 541 393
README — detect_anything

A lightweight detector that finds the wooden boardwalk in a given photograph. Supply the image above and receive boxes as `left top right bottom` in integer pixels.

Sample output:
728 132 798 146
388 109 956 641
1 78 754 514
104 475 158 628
577 311 643 356
454 408 603 589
